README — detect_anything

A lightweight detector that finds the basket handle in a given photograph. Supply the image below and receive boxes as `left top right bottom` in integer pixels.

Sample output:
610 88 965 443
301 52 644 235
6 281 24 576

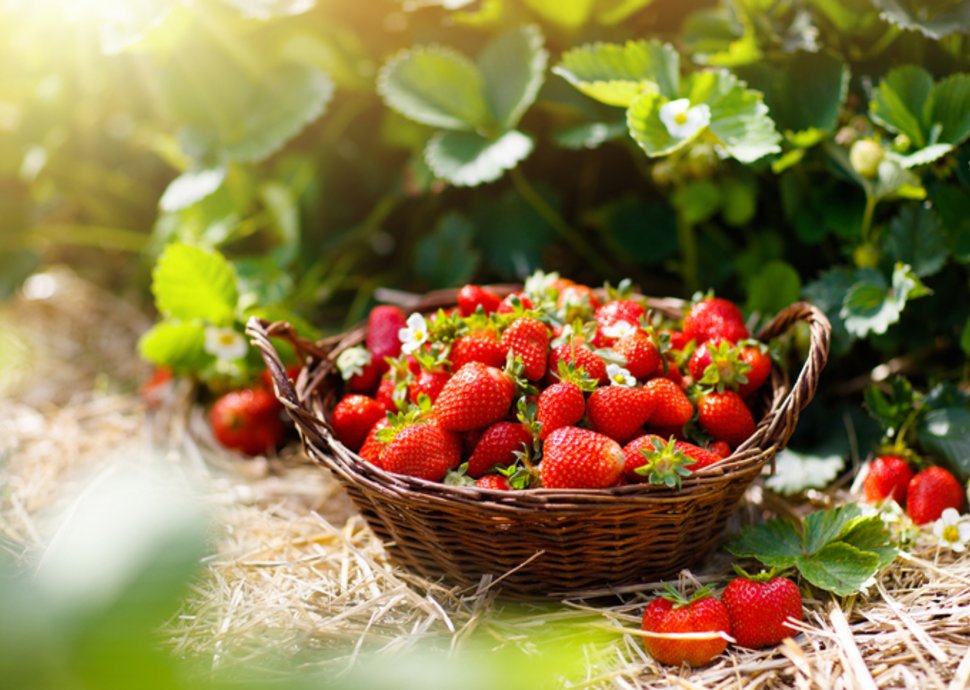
746 301 832 452
245 317 336 448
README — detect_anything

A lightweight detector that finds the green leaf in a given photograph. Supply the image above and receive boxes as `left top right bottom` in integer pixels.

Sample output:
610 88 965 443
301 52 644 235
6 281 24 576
871 66 934 148
918 407 970 483
554 40 680 107
864 376 918 436
891 144 954 168
478 25 548 131
425 129 533 186
688 70 782 163
592 198 678 264
765 449 845 495
596 0 656 24
523 0 597 29
725 518 802 567
803 266 857 353
871 0 970 39
222 64 333 162
746 260 802 315
839 264 929 338
682 9 761 67
151 243 239 325
840 518 898 568
158 167 226 212
626 90 697 158
672 180 722 224
931 74 970 148
415 213 481 288
553 120 627 149
379 46 493 131
962 317 970 355
259 182 300 267
886 205 949 277
758 51 849 139
796 543 881 596
138 321 210 372
720 174 757 226
802 503 863 554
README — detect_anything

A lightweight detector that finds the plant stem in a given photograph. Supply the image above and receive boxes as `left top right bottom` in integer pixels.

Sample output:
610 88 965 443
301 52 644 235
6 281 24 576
509 168 614 278
861 193 877 243
676 205 699 294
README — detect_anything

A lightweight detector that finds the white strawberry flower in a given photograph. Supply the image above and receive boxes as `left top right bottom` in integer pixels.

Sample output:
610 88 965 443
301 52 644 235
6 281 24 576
660 98 711 140
932 508 970 552
607 363 636 388
399 313 429 355
203 326 247 361
602 320 637 340
336 345 372 380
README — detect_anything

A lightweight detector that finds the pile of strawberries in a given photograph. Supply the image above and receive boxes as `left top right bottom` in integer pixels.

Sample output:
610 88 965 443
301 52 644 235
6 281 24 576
331 273 774 490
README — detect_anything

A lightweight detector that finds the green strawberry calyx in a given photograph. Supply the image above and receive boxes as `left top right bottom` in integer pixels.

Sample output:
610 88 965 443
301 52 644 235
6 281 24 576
698 341 751 393
731 563 790 583
634 437 696 489
659 581 717 608
374 394 433 444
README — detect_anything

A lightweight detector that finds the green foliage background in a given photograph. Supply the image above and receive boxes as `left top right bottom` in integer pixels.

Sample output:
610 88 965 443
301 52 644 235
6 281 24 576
1 0 969 446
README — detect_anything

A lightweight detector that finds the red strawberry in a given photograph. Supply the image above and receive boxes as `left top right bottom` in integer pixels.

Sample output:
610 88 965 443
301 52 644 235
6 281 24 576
641 588 730 667
595 299 646 330
466 422 533 477
549 342 608 385
140 367 173 408
366 305 407 367
500 317 550 381
331 394 386 451
540 427 625 489
450 331 506 371
738 344 772 397
623 435 723 485
475 474 511 490
434 362 515 432
555 279 601 312
613 330 661 379
642 378 694 428
210 388 286 456
683 297 749 345
537 382 586 441
907 466 964 524
661 329 690 352
359 418 391 467
710 440 732 459
346 358 382 394
862 454 914 504
496 291 534 314
722 573 803 649
457 284 502 316
697 390 755 447
687 339 748 389
375 375 402 413
408 369 450 404
381 421 461 482
587 386 655 443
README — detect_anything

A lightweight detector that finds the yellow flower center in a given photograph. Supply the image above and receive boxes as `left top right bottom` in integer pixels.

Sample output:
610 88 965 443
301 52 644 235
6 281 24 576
674 111 689 125
217 333 236 346
943 524 960 543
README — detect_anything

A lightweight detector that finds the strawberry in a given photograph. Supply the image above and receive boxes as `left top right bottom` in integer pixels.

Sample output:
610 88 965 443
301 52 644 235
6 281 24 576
549 342 608 385
687 339 750 390
210 388 286 456
537 382 586 441
555 279 601 313
862 454 914 504
722 573 803 649
408 368 450 404
710 440 732 459
907 466 964 524
500 317 550 381
336 345 382 394
450 331 506 371
140 367 173 408
540 427 625 489
738 344 772 397
466 422 533 477
375 375 402 413
359 418 391 467
642 378 694 428
683 297 749 345
457 284 502 316
697 390 755 447
496 291 534 314
661 329 690 352
587 386 654 443
623 435 723 485
331 394 386 451
434 362 514 432
381 421 462 482
613 329 661 379
641 587 731 667
475 474 511 490
595 299 646 330
366 305 407 367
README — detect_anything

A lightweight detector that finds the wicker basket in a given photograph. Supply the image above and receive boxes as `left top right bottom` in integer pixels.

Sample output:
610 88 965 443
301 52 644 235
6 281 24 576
247 288 831 598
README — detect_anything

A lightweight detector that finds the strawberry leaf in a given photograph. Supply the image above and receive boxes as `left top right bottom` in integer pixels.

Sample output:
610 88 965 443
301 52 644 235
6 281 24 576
425 129 533 187
152 243 239 326
726 518 801 568
478 25 548 131
795 543 881 597
554 40 680 107
138 321 211 372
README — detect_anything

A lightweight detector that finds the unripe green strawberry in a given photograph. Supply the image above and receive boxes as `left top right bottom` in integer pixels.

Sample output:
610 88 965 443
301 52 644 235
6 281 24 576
862 454 913 504
643 378 694 428
641 588 730 667
907 466 964 524
500 317 550 381
722 574 802 649
381 421 461 482
697 390 755 446
332 394 386 452
434 362 514 431
540 427 625 489
587 385 654 443
466 422 533 477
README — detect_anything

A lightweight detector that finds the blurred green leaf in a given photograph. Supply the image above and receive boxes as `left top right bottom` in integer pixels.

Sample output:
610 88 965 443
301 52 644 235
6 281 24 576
592 198 677 264
747 259 801 314
886 204 948 277
260 181 300 266
682 9 761 67
415 213 480 288
871 0 970 39
673 180 722 224
919 407 970 482
478 25 547 131
553 120 627 149
159 167 226 212
138 321 210 371
864 376 918 436
0 250 40 299
720 174 757 226
523 0 597 28
796 543 881 596
472 190 556 277
871 68 970 151
425 129 533 186
152 243 239 324
554 40 680 107
755 51 849 139
840 264 930 338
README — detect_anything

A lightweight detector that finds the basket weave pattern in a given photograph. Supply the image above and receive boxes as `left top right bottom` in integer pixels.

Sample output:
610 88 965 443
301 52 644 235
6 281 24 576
248 289 831 597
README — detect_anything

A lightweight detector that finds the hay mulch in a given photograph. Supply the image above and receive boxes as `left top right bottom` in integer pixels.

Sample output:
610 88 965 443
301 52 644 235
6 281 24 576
2 268 969 689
